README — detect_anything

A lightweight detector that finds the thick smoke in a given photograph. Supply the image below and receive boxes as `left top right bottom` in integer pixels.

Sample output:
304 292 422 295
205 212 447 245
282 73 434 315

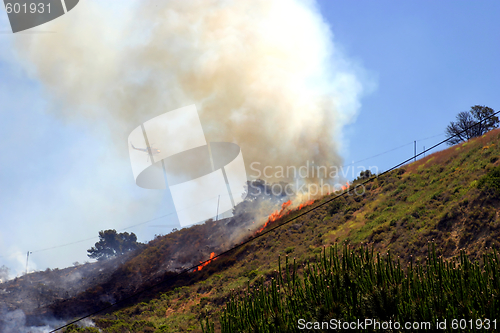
12 0 366 184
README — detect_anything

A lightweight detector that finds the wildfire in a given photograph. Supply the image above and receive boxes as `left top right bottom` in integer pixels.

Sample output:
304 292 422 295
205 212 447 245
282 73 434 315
328 181 350 195
297 200 314 210
256 198 318 234
341 181 350 191
256 182 351 234
193 252 217 272
256 200 292 233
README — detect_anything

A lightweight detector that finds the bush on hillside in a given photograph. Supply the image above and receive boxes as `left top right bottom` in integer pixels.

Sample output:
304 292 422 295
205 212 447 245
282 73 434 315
478 166 500 196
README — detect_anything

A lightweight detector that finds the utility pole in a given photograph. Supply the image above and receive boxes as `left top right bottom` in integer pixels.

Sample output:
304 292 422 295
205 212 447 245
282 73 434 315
414 141 416 162
423 146 425 158
25 251 32 276
216 195 220 221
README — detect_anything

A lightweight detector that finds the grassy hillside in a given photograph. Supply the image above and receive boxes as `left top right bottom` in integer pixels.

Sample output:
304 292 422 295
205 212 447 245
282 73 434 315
58 129 500 332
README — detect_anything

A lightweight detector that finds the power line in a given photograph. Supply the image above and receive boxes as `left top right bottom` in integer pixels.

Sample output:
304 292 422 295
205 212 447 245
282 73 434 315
30 215 173 254
342 133 444 167
1 132 447 259
417 133 445 142
342 141 414 167
32 237 102 254
0 134 441 259
31 194 229 254
49 110 500 332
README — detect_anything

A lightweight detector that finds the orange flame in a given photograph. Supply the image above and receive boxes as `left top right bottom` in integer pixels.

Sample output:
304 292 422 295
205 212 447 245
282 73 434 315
341 181 350 191
256 200 292 233
256 199 316 234
297 200 314 210
327 181 351 195
255 182 351 233
193 252 217 272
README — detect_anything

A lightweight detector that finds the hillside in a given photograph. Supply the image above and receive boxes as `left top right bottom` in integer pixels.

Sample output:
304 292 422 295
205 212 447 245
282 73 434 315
5 129 500 332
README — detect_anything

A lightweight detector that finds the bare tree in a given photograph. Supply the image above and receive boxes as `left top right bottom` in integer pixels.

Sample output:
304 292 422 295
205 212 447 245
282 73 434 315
446 105 499 145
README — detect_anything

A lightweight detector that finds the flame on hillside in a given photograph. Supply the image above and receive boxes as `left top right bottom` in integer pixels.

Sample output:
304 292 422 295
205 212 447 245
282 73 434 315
256 200 292 233
296 200 315 210
341 181 350 191
255 181 351 234
193 252 217 272
322 181 350 195
256 199 315 234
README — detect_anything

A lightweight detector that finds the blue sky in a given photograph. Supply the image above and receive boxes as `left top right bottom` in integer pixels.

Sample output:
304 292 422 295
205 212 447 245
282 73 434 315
319 0 500 173
0 0 499 275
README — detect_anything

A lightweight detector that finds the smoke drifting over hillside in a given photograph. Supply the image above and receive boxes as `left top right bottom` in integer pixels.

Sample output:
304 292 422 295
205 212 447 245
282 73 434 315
13 0 367 183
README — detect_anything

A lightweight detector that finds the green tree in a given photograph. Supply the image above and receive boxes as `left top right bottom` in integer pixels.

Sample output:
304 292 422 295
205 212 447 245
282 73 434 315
357 169 373 180
445 105 499 145
87 229 142 261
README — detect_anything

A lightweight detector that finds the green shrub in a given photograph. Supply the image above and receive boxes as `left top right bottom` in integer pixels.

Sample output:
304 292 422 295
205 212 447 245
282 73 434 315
393 184 406 196
244 269 259 279
63 325 101 333
328 200 344 215
478 166 500 195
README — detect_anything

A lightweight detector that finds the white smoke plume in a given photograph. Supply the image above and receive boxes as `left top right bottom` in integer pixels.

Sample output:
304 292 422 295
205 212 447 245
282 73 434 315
0 306 77 333
12 0 367 184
